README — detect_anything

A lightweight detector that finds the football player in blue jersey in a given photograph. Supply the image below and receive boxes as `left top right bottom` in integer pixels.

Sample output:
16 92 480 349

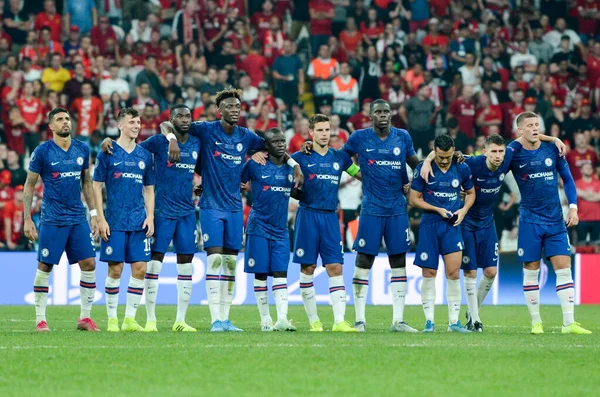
509 112 591 334
93 108 156 332
290 114 359 333
242 128 297 331
24 107 100 332
420 132 566 332
101 104 199 332
161 87 303 332
411 134 476 332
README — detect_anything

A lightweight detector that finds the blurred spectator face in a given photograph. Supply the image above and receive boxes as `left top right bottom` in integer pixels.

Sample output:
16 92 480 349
533 27 544 40
345 17 357 31
7 55 17 70
575 133 586 149
367 45 377 60
0 38 10 52
222 40 233 54
25 31 36 45
330 114 340 128
524 101 536 112
512 90 524 103
150 29 160 44
218 70 228 84
47 90 58 104
81 36 91 50
483 57 493 71
72 62 84 78
318 45 329 59
549 123 560 137
165 72 175 86
7 150 19 167
428 20 439 33
319 103 332 116
582 102 591 116
462 85 473 100
44 0 56 13
329 135 342 149
148 13 159 26
407 33 417 44
122 54 132 67
434 56 445 70
146 56 157 70
134 42 145 54
22 57 32 70
417 84 429 98
23 81 33 96
282 40 293 55
100 17 110 31
299 118 309 137
270 16 280 31
186 0 200 13
384 23 395 37
555 18 566 32
143 106 154 119
186 85 197 98
340 63 350 76
531 74 542 88
33 80 42 94
560 37 570 52
384 60 395 74
140 83 150 97
246 116 257 130
423 71 432 84
160 39 170 51
507 80 517 93
109 64 119 79
542 82 553 96
518 41 528 54
478 92 490 107
328 36 339 50
207 68 217 82
262 0 273 12
0 143 7 160
475 135 486 150
41 28 51 43
260 104 270 118
51 54 61 69
465 53 475 66
81 83 92 98
239 75 250 89
391 75 402 89
581 163 594 178
593 43 600 57
367 8 377 22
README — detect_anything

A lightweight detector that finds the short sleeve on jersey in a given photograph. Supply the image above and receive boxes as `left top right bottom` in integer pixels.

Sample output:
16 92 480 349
82 144 90 169
411 163 425 192
342 130 360 156
28 145 44 174
93 152 109 182
143 157 157 186
241 160 253 183
139 135 160 154
189 121 206 140
460 164 474 190
246 129 265 150
404 131 416 158
338 150 353 171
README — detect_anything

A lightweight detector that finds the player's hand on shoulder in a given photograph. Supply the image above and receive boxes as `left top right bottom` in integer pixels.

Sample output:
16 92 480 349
101 138 114 155
293 165 304 189
24 218 38 242
194 184 204 197
566 207 579 228
98 219 110 242
143 216 154 237
453 151 465 163
553 137 567 157
420 161 433 182
168 138 181 163
251 151 268 165
301 141 313 154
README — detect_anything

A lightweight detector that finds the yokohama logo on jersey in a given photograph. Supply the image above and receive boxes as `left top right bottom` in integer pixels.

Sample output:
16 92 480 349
308 174 339 184
477 185 502 194
367 159 403 169
427 189 458 199
167 162 195 172
522 171 553 181
51 171 81 179
262 185 291 194
114 172 143 183
213 151 242 164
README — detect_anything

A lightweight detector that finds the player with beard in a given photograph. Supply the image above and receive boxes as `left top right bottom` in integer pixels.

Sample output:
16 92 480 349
161 87 303 332
24 107 100 332
102 104 199 332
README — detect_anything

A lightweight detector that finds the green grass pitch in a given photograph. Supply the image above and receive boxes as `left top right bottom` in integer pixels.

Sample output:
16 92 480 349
1 305 599 397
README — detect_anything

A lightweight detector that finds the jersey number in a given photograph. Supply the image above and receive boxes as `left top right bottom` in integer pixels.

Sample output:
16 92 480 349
144 238 151 253
457 242 463 250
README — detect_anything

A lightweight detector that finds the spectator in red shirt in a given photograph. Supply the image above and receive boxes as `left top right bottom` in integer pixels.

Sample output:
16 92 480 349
567 132 599 181
138 104 160 142
251 0 279 39
575 162 600 244
576 0 600 44
240 42 269 88
422 18 450 54
586 42 600 90
262 16 286 65
448 85 476 139
339 17 363 55
429 0 452 17
501 88 525 138
16 81 43 154
347 99 373 132
4 107 26 156
91 16 117 57
38 26 65 60
2 184 25 250
330 114 349 144
475 91 502 136
0 170 14 218
71 82 104 139
202 0 228 55
35 0 62 43
288 118 311 153
19 32 41 65
360 8 384 47
309 0 335 55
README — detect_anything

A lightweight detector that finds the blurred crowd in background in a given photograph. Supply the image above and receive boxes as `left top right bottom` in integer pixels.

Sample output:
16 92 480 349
0 0 598 253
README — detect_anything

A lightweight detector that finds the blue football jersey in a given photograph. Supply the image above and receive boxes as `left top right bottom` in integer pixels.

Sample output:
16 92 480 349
189 121 264 212
241 160 294 240
462 143 520 231
93 143 156 231
140 134 200 219
291 149 353 212
411 161 474 226
29 139 90 226
343 127 415 216
509 141 567 225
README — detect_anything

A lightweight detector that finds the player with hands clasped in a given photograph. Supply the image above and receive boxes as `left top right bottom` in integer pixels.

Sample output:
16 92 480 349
24 107 100 332
93 108 156 332
410 134 476 333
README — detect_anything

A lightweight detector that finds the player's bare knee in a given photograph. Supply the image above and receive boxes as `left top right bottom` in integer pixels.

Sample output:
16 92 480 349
326 264 343 277
38 262 53 273
483 267 497 278
108 263 123 278
151 252 165 262
463 269 477 279
446 268 460 280
131 262 146 279
523 261 540 270
79 258 96 272
255 273 268 281
272 271 287 278
301 264 316 275
356 253 375 270
422 268 437 278
389 253 406 269
550 255 571 271
177 254 194 263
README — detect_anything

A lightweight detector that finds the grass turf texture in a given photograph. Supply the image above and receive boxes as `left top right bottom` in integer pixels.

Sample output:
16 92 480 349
1 305 599 397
